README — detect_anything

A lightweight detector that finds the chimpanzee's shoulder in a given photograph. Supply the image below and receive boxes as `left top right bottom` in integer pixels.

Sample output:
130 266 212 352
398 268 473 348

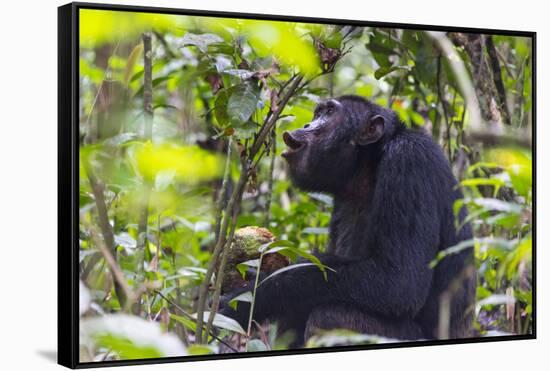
383 128 449 167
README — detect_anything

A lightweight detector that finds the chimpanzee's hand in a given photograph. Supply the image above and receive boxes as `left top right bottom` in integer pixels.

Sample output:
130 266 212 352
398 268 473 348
218 286 253 330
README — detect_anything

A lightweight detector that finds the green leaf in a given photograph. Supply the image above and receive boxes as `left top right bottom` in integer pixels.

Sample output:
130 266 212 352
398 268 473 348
154 170 176 191
223 69 255 79
233 120 260 140
213 86 235 127
245 21 320 77
414 37 437 84
94 334 163 359
229 291 253 304
308 192 333 206
80 9 179 48
103 133 138 147
261 241 328 275
460 177 506 189
227 82 261 124
80 314 186 358
114 233 136 250
134 75 175 97
194 312 247 335
236 259 260 278
258 263 318 287
302 227 329 235
430 237 516 268
472 198 523 214
181 33 224 53
409 111 425 126
187 344 215 355
247 339 268 352
153 104 179 111
228 290 253 311
134 143 223 183
374 65 408 80
477 294 515 308
124 43 143 85
171 314 197 332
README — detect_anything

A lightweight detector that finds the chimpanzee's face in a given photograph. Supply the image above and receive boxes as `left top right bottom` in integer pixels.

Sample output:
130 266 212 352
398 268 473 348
282 98 362 194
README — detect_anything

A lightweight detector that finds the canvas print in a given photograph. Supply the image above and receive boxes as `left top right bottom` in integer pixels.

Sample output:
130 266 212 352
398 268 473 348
75 5 534 364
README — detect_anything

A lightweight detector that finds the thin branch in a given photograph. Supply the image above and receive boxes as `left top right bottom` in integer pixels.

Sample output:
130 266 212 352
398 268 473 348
153 30 176 59
83 40 122 141
438 265 476 339
436 55 452 161
464 130 532 149
83 160 128 307
264 129 276 226
485 36 511 126
429 31 482 130
203 203 241 343
87 223 135 311
203 139 236 340
249 75 303 158
195 157 249 343
142 32 154 139
214 137 233 246
154 290 239 352
134 31 154 315
246 251 265 337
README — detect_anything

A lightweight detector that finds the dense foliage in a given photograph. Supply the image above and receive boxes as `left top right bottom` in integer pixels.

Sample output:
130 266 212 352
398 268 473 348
78 9 533 361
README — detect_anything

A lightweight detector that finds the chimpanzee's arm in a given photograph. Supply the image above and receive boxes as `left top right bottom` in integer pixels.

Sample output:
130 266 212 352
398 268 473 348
221 136 448 325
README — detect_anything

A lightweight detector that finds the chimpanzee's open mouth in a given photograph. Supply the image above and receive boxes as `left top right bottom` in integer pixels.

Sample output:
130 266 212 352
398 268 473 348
282 131 305 158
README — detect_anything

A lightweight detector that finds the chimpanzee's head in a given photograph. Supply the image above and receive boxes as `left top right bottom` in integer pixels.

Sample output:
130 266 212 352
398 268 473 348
282 95 399 194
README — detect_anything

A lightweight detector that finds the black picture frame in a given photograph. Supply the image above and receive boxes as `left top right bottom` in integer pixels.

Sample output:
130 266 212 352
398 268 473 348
58 2 537 368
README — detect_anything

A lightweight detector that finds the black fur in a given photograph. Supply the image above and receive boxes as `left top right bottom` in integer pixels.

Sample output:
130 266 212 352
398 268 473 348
220 96 475 345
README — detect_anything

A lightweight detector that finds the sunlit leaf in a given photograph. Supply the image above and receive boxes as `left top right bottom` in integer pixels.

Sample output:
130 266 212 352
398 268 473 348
79 281 91 316
477 294 515 308
187 344 216 355
223 69 256 79
124 43 143 85
80 9 181 47
80 314 187 359
244 20 320 77
180 33 224 53
114 232 137 250
237 259 260 278
430 237 516 268
134 143 223 183
485 148 532 198
229 291 253 304
193 312 246 335
171 314 197 332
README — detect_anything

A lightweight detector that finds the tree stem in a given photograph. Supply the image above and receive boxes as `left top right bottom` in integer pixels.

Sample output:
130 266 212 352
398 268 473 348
135 31 154 315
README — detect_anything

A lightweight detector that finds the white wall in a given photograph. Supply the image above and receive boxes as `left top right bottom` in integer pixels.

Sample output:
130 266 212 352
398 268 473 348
0 0 546 370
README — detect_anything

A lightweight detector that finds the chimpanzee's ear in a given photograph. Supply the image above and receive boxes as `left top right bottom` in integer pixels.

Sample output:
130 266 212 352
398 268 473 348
357 115 385 145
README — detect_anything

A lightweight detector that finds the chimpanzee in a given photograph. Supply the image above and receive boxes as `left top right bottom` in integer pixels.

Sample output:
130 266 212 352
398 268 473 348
219 95 476 345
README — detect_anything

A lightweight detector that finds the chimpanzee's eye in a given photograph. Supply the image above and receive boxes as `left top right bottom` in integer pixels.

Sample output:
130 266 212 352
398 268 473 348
325 101 337 115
